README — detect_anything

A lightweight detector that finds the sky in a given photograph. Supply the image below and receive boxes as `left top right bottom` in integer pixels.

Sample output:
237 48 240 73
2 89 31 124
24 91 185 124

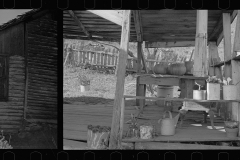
0 9 32 25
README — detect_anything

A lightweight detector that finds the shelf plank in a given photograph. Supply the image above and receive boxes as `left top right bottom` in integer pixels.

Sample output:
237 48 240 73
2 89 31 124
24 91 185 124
124 95 240 103
123 124 240 142
210 55 240 67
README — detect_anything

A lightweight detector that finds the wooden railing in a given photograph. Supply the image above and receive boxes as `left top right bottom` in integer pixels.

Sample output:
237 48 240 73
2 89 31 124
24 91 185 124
71 50 174 71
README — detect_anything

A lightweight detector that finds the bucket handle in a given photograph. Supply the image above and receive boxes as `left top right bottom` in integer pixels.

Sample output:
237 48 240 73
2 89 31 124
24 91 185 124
162 111 173 119
157 111 172 124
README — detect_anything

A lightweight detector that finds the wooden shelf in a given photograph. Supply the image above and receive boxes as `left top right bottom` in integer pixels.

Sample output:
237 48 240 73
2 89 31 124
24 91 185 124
137 74 208 80
124 95 240 103
122 123 240 142
210 55 240 67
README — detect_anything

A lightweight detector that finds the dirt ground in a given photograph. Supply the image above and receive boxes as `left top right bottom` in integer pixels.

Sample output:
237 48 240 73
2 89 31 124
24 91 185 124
3 124 57 149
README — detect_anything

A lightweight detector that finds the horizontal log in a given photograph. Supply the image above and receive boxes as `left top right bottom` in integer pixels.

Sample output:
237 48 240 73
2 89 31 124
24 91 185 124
27 109 57 115
28 38 57 48
27 90 57 97
28 68 57 76
27 24 57 33
27 99 57 105
28 58 57 66
28 33 57 42
9 68 25 73
28 76 58 84
26 118 57 124
0 116 22 120
0 108 23 112
9 56 24 60
0 102 23 106
8 93 25 98
9 85 25 90
27 105 57 111
0 113 23 116
27 30 57 39
29 18 57 25
27 85 57 92
27 46 58 56
27 88 57 96
0 125 21 129
27 95 57 101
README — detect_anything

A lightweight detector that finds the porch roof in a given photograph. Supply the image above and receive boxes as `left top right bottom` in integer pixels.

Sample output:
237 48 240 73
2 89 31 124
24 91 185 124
63 10 237 47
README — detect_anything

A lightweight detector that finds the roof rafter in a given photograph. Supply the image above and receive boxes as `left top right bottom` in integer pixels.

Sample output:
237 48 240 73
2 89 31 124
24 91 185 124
67 10 91 38
132 10 143 42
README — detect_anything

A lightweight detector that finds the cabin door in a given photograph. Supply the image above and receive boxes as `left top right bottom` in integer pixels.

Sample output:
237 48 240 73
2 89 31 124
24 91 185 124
0 56 8 101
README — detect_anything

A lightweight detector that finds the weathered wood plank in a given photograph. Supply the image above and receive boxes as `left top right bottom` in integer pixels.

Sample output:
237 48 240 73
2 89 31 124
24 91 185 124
135 142 240 150
139 76 180 86
109 10 131 149
63 139 87 150
133 10 143 42
87 10 123 26
193 10 208 77
145 41 195 48
67 10 91 37
233 10 240 56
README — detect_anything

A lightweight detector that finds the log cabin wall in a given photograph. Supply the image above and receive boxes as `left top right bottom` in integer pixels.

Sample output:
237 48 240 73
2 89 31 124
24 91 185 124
0 23 25 133
25 12 58 125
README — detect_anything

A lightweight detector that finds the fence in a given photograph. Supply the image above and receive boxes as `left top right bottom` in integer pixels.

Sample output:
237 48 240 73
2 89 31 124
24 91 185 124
69 50 172 72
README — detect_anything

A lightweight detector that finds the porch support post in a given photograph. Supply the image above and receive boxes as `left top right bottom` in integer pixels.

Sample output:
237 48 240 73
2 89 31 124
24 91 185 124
136 42 143 106
231 10 240 136
193 10 208 77
109 10 131 149
223 12 233 120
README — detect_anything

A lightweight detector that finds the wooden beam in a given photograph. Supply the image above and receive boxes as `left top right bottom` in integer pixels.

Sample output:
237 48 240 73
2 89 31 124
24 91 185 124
132 10 143 42
193 10 208 77
233 10 240 56
145 41 195 48
223 13 232 61
87 10 123 26
222 13 232 79
217 10 238 46
109 10 131 149
231 10 240 136
67 10 91 38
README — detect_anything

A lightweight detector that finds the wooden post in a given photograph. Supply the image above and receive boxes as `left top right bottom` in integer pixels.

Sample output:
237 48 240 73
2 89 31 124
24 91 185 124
101 53 104 65
93 52 97 64
104 53 107 66
136 42 144 106
109 10 131 149
231 10 240 136
108 54 112 65
193 10 208 77
24 23 28 120
233 10 240 57
223 12 233 119
83 51 86 63
97 52 100 65
223 13 232 78
232 60 240 135
208 42 221 76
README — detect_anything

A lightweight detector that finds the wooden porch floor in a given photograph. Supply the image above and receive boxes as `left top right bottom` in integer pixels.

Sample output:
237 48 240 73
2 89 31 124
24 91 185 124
63 98 240 149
